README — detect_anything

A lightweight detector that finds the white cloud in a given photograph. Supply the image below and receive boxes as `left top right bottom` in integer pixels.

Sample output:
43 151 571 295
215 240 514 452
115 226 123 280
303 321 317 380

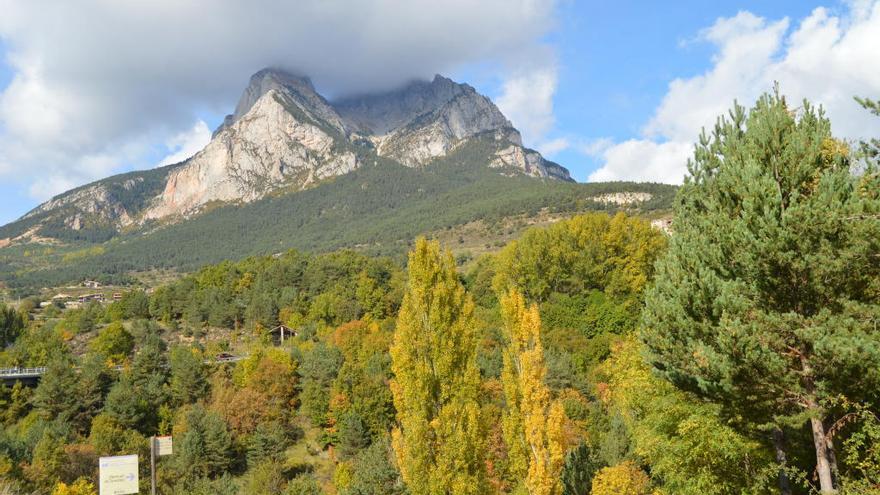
536 137 570 156
496 55 559 145
578 138 615 157
0 0 558 201
590 2 880 184
587 140 693 183
157 121 212 167
644 12 790 142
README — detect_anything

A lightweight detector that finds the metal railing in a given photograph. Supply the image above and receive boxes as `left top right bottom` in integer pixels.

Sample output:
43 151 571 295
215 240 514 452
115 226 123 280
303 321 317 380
0 367 48 378
0 355 247 380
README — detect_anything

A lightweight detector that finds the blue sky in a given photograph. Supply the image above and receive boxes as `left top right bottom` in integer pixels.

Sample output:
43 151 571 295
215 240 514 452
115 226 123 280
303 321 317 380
0 0 878 226
528 0 820 175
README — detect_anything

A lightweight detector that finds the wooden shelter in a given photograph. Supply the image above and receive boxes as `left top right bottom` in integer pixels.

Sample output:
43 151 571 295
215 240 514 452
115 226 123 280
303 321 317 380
269 324 297 344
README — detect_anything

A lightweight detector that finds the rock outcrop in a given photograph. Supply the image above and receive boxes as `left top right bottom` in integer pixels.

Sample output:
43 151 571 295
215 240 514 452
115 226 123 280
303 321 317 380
335 75 570 180
23 181 137 229
145 88 358 219
146 69 570 218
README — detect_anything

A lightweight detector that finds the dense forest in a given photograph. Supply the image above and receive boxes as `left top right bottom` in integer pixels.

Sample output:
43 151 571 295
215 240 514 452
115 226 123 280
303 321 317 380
0 91 878 495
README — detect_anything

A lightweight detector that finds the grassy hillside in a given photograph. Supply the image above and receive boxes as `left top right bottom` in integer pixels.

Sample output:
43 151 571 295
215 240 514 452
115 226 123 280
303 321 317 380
0 142 675 291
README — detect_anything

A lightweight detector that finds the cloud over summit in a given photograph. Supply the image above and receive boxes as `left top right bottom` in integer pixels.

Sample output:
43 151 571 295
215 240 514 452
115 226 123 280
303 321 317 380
0 0 557 201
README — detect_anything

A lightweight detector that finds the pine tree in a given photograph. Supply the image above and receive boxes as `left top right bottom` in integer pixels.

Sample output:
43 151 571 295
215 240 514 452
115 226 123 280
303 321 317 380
169 346 209 406
499 288 567 495
75 354 112 433
176 404 233 481
854 97 880 160
390 238 488 495
32 352 80 423
642 90 880 493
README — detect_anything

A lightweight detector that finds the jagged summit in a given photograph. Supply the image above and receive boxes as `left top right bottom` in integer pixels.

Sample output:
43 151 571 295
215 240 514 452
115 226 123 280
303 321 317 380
213 68 344 137
2 67 572 243
333 74 499 135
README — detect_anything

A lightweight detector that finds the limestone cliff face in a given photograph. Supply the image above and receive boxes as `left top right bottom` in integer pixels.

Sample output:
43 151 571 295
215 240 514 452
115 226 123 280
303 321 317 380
145 89 357 219
335 75 492 135
146 69 570 219
371 85 518 166
490 144 571 181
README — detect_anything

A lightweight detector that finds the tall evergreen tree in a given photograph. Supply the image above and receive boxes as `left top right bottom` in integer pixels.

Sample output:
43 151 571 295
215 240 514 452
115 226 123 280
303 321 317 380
390 238 488 495
32 352 80 423
499 288 567 495
105 331 170 434
642 91 880 493
169 346 209 406
176 404 233 481
854 97 880 161
74 354 112 433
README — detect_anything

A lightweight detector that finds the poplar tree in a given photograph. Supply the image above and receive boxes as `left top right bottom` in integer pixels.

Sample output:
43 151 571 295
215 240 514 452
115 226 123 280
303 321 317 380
642 90 880 493
499 288 567 495
390 238 488 495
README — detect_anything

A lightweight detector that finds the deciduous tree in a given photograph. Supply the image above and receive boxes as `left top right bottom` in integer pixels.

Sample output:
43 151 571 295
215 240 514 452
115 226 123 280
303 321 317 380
390 238 488 495
499 288 567 495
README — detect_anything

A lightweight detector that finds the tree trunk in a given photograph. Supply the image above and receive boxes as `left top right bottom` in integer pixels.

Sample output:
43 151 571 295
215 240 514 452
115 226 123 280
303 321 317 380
800 356 835 493
826 421 838 487
810 415 835 493
772 428 793 495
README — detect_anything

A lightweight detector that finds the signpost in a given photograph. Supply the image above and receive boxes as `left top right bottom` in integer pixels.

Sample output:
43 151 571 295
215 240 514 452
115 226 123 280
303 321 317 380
98 455 139 495
155 436 173 456
150 436 173 495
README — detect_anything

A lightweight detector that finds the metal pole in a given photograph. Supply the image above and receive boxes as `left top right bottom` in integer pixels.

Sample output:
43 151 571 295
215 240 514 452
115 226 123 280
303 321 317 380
150 436 157 495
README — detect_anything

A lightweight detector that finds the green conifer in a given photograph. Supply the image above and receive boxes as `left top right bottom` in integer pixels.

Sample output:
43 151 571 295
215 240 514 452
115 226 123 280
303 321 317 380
642 90 880 493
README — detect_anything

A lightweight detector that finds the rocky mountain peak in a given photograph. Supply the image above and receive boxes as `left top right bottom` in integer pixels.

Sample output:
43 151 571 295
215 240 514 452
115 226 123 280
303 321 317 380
214 68 344 137
234 69 317 118
333 74 504 136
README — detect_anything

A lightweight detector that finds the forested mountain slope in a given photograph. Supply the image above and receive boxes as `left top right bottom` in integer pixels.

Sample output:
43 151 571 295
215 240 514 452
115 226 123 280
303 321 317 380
0 68 672 292
0 145 675 290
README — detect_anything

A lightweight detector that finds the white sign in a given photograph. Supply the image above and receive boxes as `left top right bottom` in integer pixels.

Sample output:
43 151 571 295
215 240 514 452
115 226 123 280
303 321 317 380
156 436 173 456
99 455 139 495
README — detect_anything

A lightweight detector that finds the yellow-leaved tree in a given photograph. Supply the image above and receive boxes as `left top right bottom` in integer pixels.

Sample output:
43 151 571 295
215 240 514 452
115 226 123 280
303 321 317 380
500 288 567 495
51 478 97 495
590 462 652 495
390 238 488 495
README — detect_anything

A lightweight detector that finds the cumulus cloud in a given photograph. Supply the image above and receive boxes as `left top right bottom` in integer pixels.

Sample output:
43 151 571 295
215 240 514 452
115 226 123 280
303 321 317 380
588 140 693 183
536 137 570 157
157 121 212 167
590 2 880 183
0 0 557 202
496 54 558 141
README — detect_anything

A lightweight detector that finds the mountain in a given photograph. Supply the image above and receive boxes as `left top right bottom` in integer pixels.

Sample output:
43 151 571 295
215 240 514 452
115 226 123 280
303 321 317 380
0 68 673 291
4 68 570 240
